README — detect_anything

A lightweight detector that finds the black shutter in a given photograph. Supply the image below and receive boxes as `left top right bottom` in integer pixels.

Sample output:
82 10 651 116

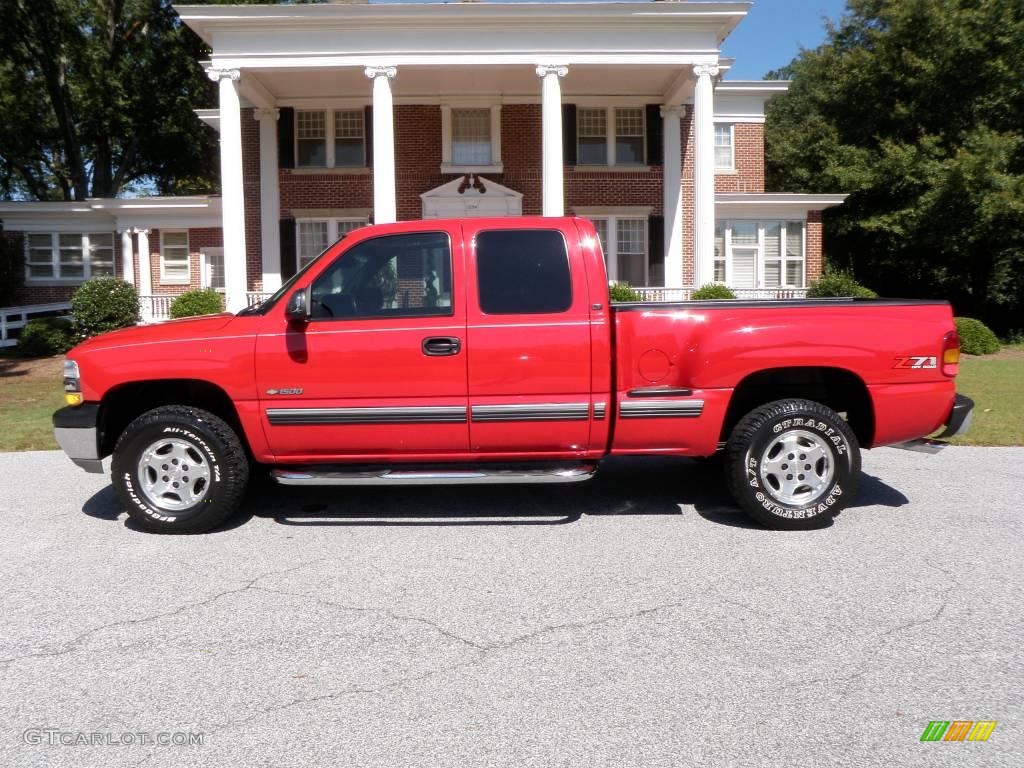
648 215 664 273
280 218 297 280
364 105 373 166
278 108 295 169
645 105 663 166
562 104 577 166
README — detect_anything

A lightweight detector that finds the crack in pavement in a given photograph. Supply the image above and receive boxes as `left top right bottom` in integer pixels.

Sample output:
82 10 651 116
0 557 331 673
204 593 695 735
774 559 959 697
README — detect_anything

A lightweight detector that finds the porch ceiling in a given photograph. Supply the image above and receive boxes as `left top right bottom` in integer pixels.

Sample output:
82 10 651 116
250 63 707 105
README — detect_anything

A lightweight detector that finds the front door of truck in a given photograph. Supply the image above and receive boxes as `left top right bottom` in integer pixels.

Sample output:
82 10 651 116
462 220 594 455
254 225 469 460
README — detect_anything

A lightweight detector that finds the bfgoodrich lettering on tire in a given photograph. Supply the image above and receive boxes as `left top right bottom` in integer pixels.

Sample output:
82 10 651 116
111 406 249 534
725 399 860 530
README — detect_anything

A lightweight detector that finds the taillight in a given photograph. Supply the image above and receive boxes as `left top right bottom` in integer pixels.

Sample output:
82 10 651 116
941 330 960 377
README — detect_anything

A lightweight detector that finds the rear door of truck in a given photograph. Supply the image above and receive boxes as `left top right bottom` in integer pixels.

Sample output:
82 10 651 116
462 219 595 456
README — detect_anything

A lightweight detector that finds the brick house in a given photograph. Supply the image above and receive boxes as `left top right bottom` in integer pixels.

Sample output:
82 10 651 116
1 1 845 324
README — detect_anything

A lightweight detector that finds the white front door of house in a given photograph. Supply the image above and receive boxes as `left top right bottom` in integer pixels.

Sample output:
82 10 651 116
200 248 225 293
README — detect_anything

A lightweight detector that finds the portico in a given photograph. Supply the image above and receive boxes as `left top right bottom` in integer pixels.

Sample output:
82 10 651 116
180 1 748 311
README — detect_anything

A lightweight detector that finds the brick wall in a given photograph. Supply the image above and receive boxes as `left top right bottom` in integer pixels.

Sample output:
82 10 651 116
806 210 823 283
249 103 769 289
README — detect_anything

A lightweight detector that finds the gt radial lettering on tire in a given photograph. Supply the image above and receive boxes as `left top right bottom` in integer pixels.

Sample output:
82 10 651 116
111 406 248 534
726 399 861 530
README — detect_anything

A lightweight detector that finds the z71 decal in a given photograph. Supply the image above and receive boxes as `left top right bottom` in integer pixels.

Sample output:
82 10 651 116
893 356 937 369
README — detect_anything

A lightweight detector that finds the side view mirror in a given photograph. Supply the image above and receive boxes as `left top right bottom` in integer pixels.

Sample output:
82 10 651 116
285 286 311 324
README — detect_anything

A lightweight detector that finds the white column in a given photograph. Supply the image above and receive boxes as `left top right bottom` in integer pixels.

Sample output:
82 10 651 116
692 63 719 287
255 108 281 292
536 65 568 217
365 66 397 224
207 66 248 313
661 105 684 288
119 229 135 287
135 229 152 295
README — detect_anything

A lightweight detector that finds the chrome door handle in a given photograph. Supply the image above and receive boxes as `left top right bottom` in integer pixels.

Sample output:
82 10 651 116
422 336 462 356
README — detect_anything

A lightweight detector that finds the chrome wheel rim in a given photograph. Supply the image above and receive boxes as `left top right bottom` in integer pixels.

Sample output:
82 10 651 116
136 437 212 511
758 429 834 506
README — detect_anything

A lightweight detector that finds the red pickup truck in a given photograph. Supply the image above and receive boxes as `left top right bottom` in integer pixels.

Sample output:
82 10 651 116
53 217 971 533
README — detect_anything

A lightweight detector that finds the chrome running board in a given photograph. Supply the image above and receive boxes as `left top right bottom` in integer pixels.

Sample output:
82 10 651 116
271 462 598 486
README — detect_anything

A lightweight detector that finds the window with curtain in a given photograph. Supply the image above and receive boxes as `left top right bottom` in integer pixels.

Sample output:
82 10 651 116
333 110 365 166
160 231 190 283
296 110 327 167
452 109 492 165
614 108 645 165
577 108 608 165
714 124 734 170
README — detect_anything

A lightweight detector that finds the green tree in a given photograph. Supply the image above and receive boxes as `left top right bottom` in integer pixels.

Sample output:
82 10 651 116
765 0 1024 332
0 0 227 200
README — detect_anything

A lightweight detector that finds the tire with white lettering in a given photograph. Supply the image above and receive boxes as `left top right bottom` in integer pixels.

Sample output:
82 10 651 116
111 406 249 534
725 399 860 530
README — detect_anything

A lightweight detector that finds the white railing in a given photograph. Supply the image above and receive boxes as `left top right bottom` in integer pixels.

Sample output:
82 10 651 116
138 295 174 323
246 292 272 306
0 302 72 347
631 286 809 302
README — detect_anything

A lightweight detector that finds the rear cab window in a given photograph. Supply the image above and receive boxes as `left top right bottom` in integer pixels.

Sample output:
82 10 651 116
475 230 572 315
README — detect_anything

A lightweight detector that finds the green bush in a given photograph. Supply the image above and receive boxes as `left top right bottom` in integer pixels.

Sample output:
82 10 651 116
691 283 736 300
807 269 878 299
608 282 641 302
17 317 76 358
955 317 1000 355
71 277 139 338
170 288 225 319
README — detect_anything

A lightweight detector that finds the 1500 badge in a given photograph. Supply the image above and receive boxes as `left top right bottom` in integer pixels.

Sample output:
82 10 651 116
893 356 937 369
266 388 304 396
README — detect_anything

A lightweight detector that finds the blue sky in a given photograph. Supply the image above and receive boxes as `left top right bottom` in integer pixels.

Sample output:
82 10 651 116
721 0 848 79
373 0 849 81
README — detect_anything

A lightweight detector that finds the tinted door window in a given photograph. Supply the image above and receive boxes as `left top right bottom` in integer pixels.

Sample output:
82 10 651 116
476 230 571 314
311 232 452 319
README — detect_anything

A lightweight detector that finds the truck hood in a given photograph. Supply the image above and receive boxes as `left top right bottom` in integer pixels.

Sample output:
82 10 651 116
70 314 237 355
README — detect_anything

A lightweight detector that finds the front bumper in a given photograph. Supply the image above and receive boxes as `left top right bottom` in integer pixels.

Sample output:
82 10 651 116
935 394 974 439
52 404 104 474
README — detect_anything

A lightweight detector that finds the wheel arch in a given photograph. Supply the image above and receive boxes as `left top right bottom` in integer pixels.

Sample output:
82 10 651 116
720 366 874 448
98 379 246 458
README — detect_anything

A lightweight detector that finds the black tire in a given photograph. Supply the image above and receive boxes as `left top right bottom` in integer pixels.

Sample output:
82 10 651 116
111 406 249 534
725 399 860 530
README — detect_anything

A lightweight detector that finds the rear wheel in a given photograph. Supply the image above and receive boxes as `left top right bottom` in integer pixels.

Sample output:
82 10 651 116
725 399 860 530
111 406 249 534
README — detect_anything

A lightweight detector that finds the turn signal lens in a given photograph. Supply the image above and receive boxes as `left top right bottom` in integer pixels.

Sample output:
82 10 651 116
941 330 960 377
65 392 83 407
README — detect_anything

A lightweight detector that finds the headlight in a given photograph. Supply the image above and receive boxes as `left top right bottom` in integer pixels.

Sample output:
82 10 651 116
63 359 82 406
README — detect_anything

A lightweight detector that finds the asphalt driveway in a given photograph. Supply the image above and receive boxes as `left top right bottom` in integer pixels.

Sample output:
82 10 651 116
0 447 1020 768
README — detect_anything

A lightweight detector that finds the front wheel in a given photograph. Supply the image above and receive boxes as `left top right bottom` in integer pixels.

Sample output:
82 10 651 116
725 399 860 530
111 406 249 534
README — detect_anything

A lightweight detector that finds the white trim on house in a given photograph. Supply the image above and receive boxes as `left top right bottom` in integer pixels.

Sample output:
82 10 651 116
420 176 523 220
715 193 849 220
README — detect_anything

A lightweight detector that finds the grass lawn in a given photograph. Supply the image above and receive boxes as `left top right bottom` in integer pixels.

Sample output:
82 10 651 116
947 345 1024 446
0 356 63 451
0 347 1020 453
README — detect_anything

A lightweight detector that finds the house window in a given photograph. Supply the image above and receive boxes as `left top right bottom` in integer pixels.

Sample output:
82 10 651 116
577 108 608 166
452 109 492 165
24 232 115 282
578 107 646 166
441 105 502 170
334 110 365 166
160 231 190 283
714 220 805 289
297 218 366 269
296 110 327 167
296 109 367 168
586 215 648 285
715 124 735 171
